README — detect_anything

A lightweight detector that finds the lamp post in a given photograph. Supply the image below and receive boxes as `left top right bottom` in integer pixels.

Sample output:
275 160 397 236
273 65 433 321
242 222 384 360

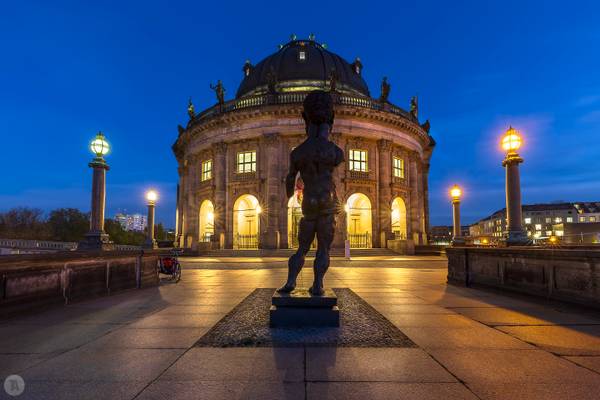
144 190 158 249
501 126 529 245
450 185 465 245
79 132 113 250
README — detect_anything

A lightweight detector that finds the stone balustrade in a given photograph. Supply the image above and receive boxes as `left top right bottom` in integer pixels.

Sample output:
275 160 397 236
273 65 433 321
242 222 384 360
447 247 600 309
0 250 161 317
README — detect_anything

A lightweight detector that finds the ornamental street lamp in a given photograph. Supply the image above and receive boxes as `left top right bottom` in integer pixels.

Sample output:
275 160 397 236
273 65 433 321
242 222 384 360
501 126 529 245
79 132 113 250
144 190 158 249
450 185 465 245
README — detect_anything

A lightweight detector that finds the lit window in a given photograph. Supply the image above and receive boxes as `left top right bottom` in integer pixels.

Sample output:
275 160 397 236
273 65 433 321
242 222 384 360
555 217 562 223
580 216 587 222
591 217 597 222
237 151 256 173
535 224 542 230
556 230 564 236
524 218 531 224
349 149 368 172
298 51 306 61
546 231 552 236
545 218 551 223
201 159 212 181
534 231 542 238
393 157 404 178
567 217 573 223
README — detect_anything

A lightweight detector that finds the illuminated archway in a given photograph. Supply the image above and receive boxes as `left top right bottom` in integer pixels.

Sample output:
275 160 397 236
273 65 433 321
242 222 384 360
391 197 407 240
287 195 303 248
199 200 215 242
233 194 260 249
346 193 372 248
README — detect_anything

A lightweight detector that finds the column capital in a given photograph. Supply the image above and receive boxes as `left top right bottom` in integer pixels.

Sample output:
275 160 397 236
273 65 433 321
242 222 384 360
262 132 280 145
377 139 392 151
502 152 523 166
212 141 228 155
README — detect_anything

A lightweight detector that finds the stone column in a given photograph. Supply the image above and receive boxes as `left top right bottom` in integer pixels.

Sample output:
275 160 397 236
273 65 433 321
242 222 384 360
377 139 392 248
503 152 528 245
212 142 228 248
408 156 421 245
144 202 157 249
331 132 346 248
451 198 465 245
261 132 281 249
422 162 431 240
79 158 112 250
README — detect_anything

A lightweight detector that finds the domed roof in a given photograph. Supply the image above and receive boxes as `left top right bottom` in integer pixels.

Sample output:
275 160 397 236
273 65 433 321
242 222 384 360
236 38 370 98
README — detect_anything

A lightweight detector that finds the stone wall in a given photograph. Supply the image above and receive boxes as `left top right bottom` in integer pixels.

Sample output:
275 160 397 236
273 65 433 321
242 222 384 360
447 247 600 309
0 251 160 318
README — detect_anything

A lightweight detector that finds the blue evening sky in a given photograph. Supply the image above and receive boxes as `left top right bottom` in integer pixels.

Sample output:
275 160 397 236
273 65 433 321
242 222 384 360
1 0 600 227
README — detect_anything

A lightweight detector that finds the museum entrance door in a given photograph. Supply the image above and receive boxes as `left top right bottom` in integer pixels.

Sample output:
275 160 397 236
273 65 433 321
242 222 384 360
391 197 407 240
346 193 372 248
233 194 260 249
199 200 215 243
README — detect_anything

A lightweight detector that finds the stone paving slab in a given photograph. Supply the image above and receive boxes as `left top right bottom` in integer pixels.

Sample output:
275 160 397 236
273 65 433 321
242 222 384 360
14 381 149 400
307 382 478 400
453 306 600 326
401 326 535 350
385 313 482 328
306 348 456 382
137 381 305 400
85 327 210 349
429 349 600 383
466 382 600 400
128 313 224 329
21 348 184 382
564 356 600 373
497 325 600 355
159 348 304 382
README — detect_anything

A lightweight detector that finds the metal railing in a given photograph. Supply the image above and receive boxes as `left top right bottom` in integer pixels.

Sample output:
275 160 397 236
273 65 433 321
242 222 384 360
185 92 416 131
235 234 259 249
348 233 371 248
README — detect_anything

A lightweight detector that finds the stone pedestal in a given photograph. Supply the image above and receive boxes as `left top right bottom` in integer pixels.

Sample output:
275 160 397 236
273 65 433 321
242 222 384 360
270 288 340 327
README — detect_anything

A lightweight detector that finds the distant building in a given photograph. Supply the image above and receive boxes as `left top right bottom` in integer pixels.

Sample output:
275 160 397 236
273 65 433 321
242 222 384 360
114 213 147 232
551 222 600 244
429 225 469 245
470 202 582 244
574 202 600 223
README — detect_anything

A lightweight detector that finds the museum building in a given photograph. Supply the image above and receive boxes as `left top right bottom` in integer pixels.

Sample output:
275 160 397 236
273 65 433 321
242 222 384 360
172 37 435 253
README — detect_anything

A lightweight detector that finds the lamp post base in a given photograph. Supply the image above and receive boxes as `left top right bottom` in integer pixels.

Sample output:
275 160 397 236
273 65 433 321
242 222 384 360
78 232 114 251
502 230 531 246
143 239 158 250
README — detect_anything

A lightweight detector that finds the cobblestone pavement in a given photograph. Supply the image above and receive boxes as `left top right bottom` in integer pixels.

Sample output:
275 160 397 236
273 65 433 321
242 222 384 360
1 256 600 399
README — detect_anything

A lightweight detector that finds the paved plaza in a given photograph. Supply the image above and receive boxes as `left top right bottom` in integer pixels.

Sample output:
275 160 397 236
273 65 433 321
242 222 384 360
2 255 600 399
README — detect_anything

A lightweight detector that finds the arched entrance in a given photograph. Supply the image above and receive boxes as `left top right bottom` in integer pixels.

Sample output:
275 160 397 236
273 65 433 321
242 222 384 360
233 194 261 249
199 200 215 243
346 193 372 248
287 195 303 248
391 197 407 240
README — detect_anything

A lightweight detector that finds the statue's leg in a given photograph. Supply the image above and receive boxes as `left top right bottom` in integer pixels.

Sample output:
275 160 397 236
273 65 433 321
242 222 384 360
277 217 316 293
309 214 335 296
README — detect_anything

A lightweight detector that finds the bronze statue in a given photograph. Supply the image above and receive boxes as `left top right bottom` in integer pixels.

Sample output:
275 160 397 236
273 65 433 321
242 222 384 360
210 80 225 105
278 91 344 296
187 98 195 120
380 77 390 102
421 119 430 133
329 68 338 92
410 95 418 118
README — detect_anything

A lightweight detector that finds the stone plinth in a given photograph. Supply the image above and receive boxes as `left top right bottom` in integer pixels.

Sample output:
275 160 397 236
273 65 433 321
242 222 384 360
270 289 340 327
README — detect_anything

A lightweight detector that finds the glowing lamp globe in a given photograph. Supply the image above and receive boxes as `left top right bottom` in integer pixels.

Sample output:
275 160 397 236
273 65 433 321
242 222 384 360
501 126 522 152
90 132 110 157
146 190 158 204
256 205 262 214
450 185 462 200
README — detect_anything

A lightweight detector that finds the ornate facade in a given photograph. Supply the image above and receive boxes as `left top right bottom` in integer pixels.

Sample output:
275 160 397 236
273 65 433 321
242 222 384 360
172 38 435 253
